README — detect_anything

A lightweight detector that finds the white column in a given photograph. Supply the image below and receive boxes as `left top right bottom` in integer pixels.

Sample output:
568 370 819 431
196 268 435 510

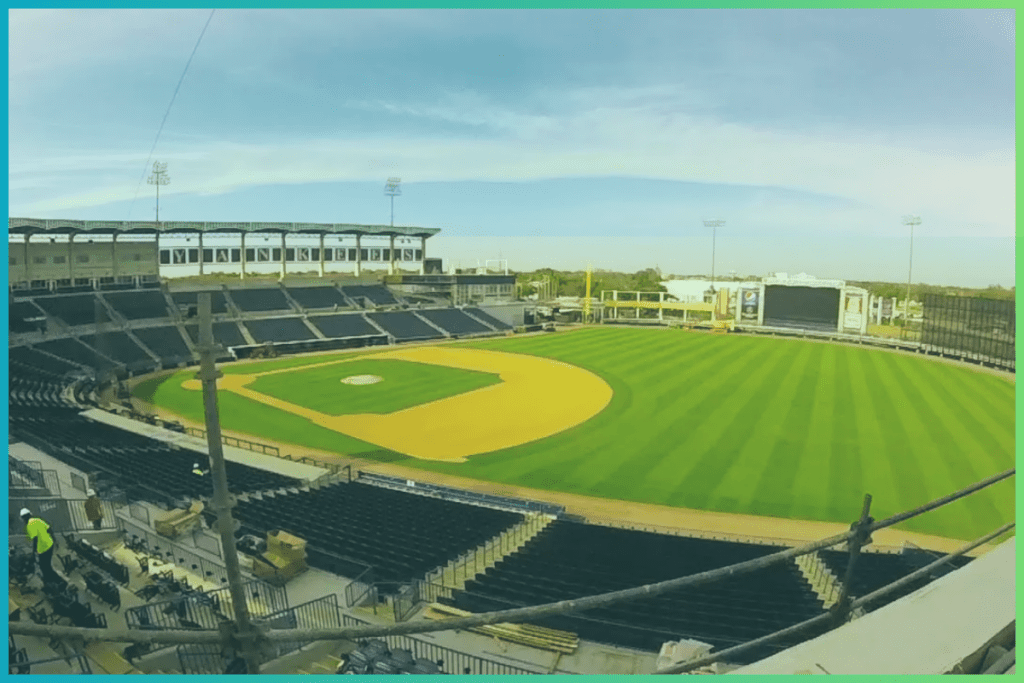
198 232 204 276
355 235 362 277
319 234 325 277
659 291 664 321
420 236 426 275
389 234 396 275
757 283 766 326
240 232 247 280
280 233 286 278
861 295 869 335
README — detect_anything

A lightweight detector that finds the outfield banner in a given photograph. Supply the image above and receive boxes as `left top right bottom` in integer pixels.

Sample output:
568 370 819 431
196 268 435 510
740 289 759 321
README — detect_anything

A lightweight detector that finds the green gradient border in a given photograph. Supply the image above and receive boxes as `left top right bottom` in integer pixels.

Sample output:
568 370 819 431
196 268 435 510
3 6 1018 681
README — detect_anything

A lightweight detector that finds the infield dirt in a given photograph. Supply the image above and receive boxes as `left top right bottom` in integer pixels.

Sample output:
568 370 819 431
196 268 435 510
180 345 613 462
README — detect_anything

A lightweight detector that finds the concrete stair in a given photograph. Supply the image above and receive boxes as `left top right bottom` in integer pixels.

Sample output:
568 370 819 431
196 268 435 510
794 551 843 610
426 513 553 594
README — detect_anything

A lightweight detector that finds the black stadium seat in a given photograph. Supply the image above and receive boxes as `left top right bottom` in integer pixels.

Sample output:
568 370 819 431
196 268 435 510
309 314 381 339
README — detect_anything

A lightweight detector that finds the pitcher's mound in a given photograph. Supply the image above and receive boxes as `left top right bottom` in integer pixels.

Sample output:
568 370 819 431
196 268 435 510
341 375 383 386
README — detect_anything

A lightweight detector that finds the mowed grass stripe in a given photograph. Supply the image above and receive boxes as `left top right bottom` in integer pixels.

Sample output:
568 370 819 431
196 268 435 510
911 357 1016 442
861 351 977 537
856 351 932 516
825 349 866 521
712 341 818 518
598 336 782 500
664 339 798 511
789 345 837 522
873 352 1010 538
843 350 904 518
908 362 1014 473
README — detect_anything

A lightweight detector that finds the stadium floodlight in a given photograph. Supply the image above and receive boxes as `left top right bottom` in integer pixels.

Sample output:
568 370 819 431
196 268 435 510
384 177 402 227
902 215 922 333
147 161 171 223
703 220 725 293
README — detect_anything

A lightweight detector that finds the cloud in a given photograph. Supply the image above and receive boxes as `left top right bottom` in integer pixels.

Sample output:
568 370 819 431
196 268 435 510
11 86 1014 237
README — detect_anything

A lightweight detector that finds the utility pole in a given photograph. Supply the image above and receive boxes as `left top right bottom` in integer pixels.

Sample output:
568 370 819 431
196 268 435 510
147 162 170 223
902 215 921 339
195 293 264 674
384 177 402 227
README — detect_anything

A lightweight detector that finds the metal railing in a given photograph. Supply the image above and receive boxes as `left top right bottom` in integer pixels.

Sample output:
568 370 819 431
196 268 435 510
344 565 377 608
117 516 229 587
8 468 1014 676
342 613 543 675
357 471 564 514
125 579 288 632
185 426 280 457
261 594 343 658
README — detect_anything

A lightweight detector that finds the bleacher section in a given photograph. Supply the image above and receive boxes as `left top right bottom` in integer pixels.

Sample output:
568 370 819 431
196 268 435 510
416 308 493 336
818 549 972 613
132 326 193 365
9 346 81 376
184 322 247 349
342 285 398 307
231 482 523 587
366 311 444 341
34 293 112 327
308 314 383 339
8 377 299 505
79 332 154 371
286 286 350 310
228 288 293 313
10 300 45 333
443 521 830 663
170 290 229 315
243 318 317 344
102 290 170 320
34 338 120 372
465 308 513 330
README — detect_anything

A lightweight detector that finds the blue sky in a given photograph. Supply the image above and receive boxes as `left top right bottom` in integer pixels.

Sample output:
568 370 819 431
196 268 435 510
8 9 1015 286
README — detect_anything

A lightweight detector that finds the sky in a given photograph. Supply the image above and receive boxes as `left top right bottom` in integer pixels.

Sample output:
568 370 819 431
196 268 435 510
8 8 1016 287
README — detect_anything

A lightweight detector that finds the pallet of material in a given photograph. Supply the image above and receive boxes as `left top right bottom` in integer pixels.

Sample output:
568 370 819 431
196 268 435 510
423 602 579 654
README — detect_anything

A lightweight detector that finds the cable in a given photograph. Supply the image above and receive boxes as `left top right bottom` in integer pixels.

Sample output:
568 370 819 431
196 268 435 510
126 9 216 222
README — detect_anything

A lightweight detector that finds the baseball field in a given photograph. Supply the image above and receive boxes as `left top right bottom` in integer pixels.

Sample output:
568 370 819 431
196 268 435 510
133 326 1015 542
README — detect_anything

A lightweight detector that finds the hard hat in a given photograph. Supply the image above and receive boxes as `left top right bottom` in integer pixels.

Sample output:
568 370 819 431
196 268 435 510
87 489 96 497
19 508 31 518
193 463 200 469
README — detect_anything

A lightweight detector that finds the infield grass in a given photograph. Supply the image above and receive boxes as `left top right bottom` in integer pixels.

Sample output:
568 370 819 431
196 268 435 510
248 359 501 415
134 327 1015 540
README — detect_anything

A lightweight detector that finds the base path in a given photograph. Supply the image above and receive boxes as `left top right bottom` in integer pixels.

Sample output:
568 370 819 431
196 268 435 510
181 346 613 462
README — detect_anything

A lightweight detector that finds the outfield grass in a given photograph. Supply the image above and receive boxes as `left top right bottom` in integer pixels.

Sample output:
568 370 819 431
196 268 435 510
248 359 501 415
135 327 1015 540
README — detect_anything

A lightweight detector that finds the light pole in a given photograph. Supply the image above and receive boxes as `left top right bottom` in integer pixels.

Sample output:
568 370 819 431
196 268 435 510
147 162 170 222
902 215 921 336
384 177 401 227
704 219 725 295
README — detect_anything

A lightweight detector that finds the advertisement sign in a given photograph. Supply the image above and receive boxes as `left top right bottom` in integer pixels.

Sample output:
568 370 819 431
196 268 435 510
741 289 759 320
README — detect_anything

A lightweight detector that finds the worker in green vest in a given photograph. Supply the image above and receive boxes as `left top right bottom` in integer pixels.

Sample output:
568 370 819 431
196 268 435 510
20 508 59 585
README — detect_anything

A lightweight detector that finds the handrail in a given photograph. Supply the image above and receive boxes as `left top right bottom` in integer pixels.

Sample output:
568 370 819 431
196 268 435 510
653 520 1015 674
10 467 1012 651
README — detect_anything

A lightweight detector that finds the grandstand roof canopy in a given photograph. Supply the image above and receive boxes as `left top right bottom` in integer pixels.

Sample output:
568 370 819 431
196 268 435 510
8 218 441 239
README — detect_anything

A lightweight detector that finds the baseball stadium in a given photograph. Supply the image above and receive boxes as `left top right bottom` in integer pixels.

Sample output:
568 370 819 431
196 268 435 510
7 218 1015 675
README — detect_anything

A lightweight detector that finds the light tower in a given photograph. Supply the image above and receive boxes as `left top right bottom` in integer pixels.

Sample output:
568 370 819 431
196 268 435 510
384 177 402 227
902 215 921 336
704 219 725 294
147 161 170 223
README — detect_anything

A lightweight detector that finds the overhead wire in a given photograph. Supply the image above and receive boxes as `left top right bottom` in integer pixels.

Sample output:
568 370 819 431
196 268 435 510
126 8 216 222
